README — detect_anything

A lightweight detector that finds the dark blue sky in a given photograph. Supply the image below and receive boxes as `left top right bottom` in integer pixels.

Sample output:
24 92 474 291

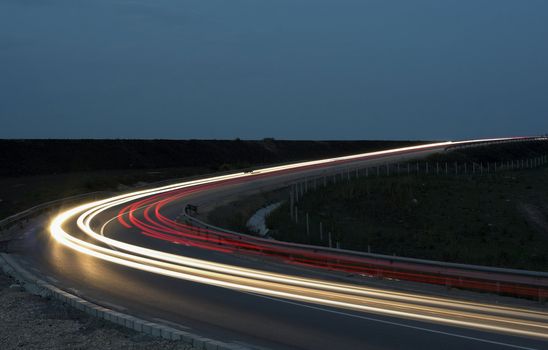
1 0 547 140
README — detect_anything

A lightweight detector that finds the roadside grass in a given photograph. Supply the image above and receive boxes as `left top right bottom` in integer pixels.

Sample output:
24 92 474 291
266 167 548 271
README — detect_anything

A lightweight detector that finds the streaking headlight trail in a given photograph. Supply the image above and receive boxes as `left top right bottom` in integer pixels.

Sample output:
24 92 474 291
50 139 548 341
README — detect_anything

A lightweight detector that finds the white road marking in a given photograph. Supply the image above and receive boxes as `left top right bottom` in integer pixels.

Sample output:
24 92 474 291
246 293 539 350
152 317 191 330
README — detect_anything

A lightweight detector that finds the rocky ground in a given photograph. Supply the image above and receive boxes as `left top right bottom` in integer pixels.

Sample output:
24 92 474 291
0 273 193 350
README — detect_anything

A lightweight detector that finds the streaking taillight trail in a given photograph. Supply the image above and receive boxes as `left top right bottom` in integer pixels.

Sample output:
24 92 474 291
50 138 548 340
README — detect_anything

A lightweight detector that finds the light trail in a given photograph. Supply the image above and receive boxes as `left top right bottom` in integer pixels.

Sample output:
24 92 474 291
49 138 548 341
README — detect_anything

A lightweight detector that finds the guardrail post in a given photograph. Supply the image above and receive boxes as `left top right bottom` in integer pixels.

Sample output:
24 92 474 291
306 213 310 237
289 191 294 220
319 222 323 240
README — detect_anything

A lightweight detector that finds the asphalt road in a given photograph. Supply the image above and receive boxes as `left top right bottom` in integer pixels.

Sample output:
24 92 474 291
11 140 548 350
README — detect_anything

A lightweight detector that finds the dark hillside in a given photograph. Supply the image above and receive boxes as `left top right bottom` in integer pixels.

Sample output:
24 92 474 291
433 140 548 163
0 139 425 177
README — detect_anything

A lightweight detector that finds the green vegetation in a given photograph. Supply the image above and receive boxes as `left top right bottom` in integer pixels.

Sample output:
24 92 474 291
267 167 548 271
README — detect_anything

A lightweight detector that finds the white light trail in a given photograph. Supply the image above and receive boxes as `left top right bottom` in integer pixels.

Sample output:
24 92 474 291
49 138 548 340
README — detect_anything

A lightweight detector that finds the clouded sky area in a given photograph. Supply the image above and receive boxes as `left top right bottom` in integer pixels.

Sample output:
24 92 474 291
1 0 547 140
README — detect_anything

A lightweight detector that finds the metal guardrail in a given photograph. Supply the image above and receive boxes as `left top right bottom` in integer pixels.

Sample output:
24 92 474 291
182 214 548 300
0 191 110 232
184 214 548 278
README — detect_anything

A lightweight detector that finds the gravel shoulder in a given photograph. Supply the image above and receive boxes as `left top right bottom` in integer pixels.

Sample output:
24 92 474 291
0 273 193 350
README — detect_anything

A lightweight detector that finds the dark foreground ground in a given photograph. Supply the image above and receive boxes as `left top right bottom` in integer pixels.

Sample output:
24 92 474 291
0 272 191 350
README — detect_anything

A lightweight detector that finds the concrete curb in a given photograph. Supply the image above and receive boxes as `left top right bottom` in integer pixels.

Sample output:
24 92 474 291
0 253 249 350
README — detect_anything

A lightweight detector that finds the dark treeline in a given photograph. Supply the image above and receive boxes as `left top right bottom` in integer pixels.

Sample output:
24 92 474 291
0 139 425 177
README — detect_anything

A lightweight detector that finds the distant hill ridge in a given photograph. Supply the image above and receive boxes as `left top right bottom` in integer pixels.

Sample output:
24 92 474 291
0 139 424 177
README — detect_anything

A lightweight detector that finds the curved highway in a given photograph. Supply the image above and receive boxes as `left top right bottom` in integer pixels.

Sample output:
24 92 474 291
11 138 548 350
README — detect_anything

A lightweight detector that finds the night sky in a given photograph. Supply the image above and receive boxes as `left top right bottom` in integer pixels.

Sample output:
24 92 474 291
1 0 547 140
